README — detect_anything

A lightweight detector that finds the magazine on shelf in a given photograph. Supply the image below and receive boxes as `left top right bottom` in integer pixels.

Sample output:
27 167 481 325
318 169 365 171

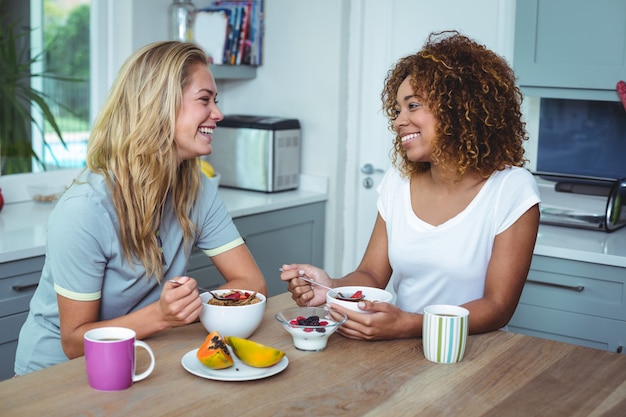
194 0 264 66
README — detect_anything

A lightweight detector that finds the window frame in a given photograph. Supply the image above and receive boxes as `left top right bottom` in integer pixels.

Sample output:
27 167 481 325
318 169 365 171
0 0 133 203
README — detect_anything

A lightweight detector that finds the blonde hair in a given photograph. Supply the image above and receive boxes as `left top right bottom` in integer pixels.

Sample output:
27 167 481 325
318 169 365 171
86 41 209 281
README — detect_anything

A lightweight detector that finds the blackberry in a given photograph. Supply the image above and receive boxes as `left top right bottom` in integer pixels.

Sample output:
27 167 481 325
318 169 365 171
304 315 320 326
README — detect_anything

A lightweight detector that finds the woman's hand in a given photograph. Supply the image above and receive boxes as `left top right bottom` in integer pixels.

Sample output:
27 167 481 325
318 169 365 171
58 276 203 359
280 264 332 307
159 276 203 327
327 301 421 341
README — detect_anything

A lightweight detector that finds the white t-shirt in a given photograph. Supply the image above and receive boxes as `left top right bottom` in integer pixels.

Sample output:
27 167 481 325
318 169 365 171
377 166 540 313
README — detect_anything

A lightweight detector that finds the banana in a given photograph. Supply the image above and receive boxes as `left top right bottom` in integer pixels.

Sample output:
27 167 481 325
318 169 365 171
224 336 285 368
200 159 215 178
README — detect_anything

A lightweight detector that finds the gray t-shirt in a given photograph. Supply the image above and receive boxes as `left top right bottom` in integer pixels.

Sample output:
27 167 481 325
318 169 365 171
14 170 241 374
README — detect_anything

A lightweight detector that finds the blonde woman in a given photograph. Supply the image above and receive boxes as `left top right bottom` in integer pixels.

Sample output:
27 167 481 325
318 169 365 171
15 41 266 375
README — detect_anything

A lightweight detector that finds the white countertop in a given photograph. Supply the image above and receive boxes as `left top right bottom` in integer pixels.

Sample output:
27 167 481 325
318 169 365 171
534 224 626 268
2 175 626 268
0 175 328 264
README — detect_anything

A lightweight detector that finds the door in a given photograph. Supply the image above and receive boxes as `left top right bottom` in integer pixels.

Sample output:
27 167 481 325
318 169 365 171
342 0 513 274
342 0 395 274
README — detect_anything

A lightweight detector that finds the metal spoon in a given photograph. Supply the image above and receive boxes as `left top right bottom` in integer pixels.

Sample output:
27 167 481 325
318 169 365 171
168 279 233 301
297 276 365 302
169 279 219 300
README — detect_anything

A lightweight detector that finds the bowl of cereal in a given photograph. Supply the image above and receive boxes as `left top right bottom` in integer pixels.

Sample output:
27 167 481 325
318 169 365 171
199 289 266 339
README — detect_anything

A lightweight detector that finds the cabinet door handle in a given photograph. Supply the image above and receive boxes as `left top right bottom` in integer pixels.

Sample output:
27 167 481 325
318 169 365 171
12 283 39 292
526 279 584 292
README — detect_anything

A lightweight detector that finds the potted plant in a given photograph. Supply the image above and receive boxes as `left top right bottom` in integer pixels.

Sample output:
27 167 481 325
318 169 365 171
0 7 67 175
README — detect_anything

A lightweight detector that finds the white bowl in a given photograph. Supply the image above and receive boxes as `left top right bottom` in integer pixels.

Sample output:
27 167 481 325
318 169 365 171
199 290 266 339
275 307 347 351
325 286 393 313
27 184 66 203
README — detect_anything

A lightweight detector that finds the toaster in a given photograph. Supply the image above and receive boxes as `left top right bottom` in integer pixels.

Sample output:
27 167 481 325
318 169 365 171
534 172 626 232
207 115 301 192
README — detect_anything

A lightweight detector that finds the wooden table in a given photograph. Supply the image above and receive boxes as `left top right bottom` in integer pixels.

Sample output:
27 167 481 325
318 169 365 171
2 293 626 417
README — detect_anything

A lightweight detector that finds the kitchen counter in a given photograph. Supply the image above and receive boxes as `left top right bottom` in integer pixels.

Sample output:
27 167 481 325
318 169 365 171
2 174 626 267
534 224 626 268
0 175 328 264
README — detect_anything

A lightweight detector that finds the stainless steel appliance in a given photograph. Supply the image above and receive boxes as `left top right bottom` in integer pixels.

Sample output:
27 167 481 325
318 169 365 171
534 172 626 232
207 115 301 192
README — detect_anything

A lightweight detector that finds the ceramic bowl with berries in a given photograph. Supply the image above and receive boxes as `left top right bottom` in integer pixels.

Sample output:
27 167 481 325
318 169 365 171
275 306 347 351
199 290 266 339
325 286 394 314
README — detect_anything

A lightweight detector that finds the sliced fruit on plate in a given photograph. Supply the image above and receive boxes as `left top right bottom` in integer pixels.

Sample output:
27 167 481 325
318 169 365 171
224 336 285 368
196 331 234 369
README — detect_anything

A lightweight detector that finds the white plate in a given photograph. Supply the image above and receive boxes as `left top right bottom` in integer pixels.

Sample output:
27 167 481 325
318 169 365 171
181 347 288 381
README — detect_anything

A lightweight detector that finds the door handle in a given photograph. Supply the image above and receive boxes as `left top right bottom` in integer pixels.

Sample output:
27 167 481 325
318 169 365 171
361 163 385 175
12 283 39 292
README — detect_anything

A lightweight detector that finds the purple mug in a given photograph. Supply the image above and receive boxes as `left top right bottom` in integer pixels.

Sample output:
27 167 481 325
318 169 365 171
84 327 155 391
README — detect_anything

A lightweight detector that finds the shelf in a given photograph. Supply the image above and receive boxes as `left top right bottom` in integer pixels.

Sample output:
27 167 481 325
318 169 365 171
210 65 257 80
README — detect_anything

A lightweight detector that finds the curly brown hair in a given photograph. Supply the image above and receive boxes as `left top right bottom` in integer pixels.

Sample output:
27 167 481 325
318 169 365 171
381 31 528 179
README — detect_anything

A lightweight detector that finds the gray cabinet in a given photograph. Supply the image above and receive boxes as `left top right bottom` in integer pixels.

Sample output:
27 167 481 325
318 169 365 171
0 201 325 380
508 255 626 354
0 256 44 381
514 0 626 101
188 202 325 297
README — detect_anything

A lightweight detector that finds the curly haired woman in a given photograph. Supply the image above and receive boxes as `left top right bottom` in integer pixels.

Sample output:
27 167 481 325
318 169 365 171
15 41 266 374
281 31 540 340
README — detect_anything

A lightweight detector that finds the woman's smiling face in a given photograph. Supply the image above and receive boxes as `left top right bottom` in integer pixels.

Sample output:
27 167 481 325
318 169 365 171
174 63 223 162
393 76 438 163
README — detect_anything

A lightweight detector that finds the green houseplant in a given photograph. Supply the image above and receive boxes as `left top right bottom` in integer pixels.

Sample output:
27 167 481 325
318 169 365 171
0 9 66 175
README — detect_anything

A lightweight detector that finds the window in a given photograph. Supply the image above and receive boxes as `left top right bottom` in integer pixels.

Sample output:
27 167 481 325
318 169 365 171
2 0 139 182
34 0 91 172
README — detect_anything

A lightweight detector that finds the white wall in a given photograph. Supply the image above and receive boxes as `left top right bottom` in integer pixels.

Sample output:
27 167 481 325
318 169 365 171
212 0 350 274
105 0 533 275
120 0 349 273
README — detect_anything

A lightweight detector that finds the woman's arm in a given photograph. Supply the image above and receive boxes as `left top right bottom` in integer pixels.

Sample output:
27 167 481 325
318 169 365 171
57 276 203 359
281 214 392 306
333 204 540 340
462 203 541 333
211 244 267 295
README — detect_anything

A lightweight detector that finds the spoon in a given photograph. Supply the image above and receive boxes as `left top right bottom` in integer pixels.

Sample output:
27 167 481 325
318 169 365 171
168 279 234 301
297 277 364 302
278 268 365 301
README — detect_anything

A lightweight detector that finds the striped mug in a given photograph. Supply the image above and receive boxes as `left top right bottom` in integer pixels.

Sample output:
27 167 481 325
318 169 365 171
422 305 469 364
